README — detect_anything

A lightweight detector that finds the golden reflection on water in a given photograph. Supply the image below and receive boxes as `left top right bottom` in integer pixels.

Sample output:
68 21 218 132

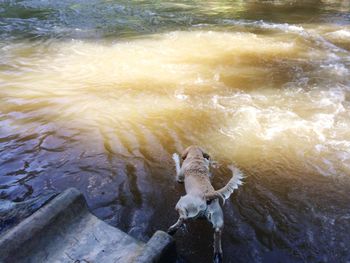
1 29 350 178
1 2 350 262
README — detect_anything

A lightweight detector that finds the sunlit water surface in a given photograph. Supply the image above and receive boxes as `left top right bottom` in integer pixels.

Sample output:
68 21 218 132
1 1 350 262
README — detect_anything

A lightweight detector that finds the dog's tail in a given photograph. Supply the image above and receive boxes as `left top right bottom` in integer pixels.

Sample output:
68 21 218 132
218 165 244 202
206 165 244 205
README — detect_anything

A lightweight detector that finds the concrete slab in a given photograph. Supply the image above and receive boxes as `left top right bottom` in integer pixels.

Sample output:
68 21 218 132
0 188 174 263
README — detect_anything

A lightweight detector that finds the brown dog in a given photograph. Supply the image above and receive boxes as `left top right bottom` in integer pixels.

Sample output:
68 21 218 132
168 146 243 263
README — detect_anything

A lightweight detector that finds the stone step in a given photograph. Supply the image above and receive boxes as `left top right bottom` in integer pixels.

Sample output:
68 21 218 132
0 188 174 263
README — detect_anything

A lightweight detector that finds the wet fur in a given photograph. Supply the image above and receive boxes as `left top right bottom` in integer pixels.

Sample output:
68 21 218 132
168 146 243 263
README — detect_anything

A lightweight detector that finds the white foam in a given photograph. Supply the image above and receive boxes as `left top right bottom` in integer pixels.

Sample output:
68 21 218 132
320 63 349 77
222 19 306 34
326 29 350 40
174 92 188 100
257 21 304 33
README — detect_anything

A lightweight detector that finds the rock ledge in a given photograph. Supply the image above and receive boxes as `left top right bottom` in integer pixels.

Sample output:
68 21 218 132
0 188 174 263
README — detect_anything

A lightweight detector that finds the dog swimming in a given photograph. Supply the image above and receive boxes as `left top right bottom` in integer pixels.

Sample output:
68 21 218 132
168 146 244 263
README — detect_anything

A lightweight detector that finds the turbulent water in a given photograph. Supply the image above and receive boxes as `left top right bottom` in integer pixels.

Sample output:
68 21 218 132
1 1 350 262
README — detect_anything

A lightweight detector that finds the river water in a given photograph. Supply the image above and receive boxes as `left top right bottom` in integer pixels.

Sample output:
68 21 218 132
1 1 350 262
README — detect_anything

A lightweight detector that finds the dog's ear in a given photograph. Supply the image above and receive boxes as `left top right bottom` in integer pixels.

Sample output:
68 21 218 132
200 147 210 160
203 152 210 160
181 146 191 160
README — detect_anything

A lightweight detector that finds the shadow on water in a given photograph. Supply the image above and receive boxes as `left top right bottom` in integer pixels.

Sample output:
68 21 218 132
1 1 350 263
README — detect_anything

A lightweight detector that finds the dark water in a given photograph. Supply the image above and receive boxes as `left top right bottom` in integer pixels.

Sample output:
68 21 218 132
1 1 350 262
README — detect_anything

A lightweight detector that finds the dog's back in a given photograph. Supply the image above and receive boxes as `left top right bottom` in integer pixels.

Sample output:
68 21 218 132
180 146 215 196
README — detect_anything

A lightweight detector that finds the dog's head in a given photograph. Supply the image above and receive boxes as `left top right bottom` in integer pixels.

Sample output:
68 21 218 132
181 145 210 161
175 195 206 219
